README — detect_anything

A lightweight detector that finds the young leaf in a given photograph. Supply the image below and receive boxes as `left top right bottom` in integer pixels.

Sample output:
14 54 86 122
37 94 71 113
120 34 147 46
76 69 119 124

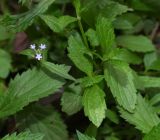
119 94 160 133
143 123 160 140
2 131 44 140
16 105 68 140
0 68 65 118
42 61 75 81
40 15 77 33
1 0 55 32
82 85 107 127
61 84 82 115
116 35 155 52
68 35 93 76
79 75 104 88
150 93 160 106
104 60 137 112
85 29 99 47
96 17 115 57
77 131 96 140
0 49 12 79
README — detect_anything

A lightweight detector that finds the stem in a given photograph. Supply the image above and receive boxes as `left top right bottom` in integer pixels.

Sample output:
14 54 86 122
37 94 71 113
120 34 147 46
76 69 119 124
76 12 89 48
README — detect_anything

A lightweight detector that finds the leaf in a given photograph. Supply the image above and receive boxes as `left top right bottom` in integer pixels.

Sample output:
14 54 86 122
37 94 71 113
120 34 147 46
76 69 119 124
0 68 65 118
1 0 55 32
79 75 104 87
96 17 115 57
106 109 119 124
81 0 130 26
139 76 160 88
0 49 12 79
40 15 77 33
68 35 93 76
42 61 75 81
0 25 11 40
16 105 68 140
82 85 107 127
119 94 160 133
85 29 99 47
61 84 82 115
2 131 44 140
116 35 155 52
144 52 160 70
150 93 160 106
104 60 137 112
77 131 96 140
143 123 160 140
111 48 142 64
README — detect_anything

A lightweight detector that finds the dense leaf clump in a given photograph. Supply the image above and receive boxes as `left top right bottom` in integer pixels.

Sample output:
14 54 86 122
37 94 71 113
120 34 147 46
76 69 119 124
0 0 160 139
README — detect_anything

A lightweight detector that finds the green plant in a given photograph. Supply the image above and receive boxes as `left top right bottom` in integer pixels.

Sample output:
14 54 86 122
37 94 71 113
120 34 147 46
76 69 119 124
0 0 160 139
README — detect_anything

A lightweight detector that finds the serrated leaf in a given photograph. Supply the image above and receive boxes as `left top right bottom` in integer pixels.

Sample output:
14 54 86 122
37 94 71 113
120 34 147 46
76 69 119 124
61 84 82 115
68 35 93 76
2 131 44 140
0 49 12 79
16 105 68 140
40 15 77 33
139 76 160 88
42 61 75 81
112 48 142 64
0 68 65 118
116 35 155 52
104 60 137 112
79 75 104 87
81 0 130 26
85 29 99 47
77 131 96 140
82 85 107 127
143 123 160 140
1 0 55 32
119 94 160 133
96 17 115 57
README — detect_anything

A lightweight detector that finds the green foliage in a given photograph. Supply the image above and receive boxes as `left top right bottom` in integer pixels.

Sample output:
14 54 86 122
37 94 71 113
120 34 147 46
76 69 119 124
82 85 107 127
68 34 93 76
42 61 75 81
17 105 68 140
104 60 137 112
1 0 160 139
2 131 44 140
0 49 11 78
116 35 155 52
119 94 160 133
1 0 55 32
40 15 77 33
77 131 96 140
143 123 160 140
0 68 65 118
61 84 82 115
96 17 115 57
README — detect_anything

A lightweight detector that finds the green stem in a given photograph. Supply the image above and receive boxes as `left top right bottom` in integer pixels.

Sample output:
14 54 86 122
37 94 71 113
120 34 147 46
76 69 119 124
76 12 89 48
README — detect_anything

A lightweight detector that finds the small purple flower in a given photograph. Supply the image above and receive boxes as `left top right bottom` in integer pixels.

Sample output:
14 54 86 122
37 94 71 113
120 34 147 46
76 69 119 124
35 53 42 60
39 44 46 50
30 44 36 50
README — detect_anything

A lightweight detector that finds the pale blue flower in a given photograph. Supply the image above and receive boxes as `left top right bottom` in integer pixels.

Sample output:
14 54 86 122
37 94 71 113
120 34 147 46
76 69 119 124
39 44 46 50
35 53 42 60
30 44 36 50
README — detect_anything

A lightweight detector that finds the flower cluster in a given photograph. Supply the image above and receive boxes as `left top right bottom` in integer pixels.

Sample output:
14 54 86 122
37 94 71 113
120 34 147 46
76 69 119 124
30 44 46 60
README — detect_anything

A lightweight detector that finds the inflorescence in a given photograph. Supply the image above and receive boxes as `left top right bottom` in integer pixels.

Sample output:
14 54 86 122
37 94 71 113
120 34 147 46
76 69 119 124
30 44 46 60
